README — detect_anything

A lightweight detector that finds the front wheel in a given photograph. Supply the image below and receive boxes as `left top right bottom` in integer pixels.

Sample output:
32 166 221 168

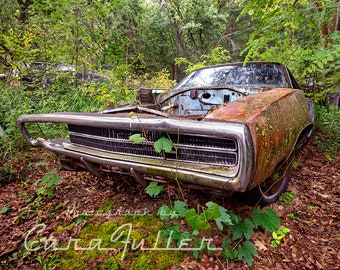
246 158 292 206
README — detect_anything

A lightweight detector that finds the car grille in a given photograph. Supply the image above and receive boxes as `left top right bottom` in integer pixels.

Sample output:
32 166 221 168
68 124 238 166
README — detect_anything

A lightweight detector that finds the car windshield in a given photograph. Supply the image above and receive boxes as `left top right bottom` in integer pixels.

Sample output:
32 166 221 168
173 63 287 90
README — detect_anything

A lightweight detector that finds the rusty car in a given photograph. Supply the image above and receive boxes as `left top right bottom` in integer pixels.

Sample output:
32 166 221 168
18 62 314 205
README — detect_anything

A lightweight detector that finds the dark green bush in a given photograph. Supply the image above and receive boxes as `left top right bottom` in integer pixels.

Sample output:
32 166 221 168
314 104 340 156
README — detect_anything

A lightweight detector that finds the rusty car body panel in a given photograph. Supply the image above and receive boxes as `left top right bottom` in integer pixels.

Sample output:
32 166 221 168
205 88 312 189
18 62 314 202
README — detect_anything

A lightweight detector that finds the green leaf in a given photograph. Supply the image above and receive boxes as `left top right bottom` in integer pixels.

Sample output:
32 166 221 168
177 231 191 248
158 204 179 220
160 225 180 239
154 137 173 153
40 170 56 185
75 214 88 224
251 208 281 232
185 208 210 231
291 161 299 169
279 191 294 205
214 206 234 231
129 134 146 144
145 182 164 197
47 175 61 188
221 239 238 260
204 201 221 220
37 187 46 196
0 206 10 214
326 153 333 161
272 231 278 239
157 205 172 220
237 240 258 266
230 219 254 240
316 61 324 69
173 200 188 217
270 240 279 248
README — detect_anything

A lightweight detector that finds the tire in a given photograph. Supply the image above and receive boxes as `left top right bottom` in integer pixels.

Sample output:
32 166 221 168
246 159 292 206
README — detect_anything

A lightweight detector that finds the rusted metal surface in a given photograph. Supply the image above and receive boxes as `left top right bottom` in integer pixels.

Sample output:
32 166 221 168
205 88 313 188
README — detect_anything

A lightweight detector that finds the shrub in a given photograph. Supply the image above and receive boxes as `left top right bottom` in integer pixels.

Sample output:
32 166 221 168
314 104 340 156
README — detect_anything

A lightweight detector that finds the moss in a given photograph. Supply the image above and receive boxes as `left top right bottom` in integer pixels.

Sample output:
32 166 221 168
100 198 116 212
53 215 185 269
132 250 185 269
56 222 76 232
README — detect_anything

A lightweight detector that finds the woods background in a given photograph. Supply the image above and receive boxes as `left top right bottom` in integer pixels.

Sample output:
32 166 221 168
1 0 339 90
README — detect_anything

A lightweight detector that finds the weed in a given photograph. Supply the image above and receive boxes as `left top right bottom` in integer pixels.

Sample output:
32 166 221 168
75 214 88 224
158 200 282 266
0 206 11 214
145 182 164 197
270 226 291 247
100 198 116 212
0 162 17 185
36 253 60 270
33 170 61 198
279 191 294 205
287 213 301 221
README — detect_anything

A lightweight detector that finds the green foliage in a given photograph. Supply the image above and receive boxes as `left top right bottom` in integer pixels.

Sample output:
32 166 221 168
291 160 299 169
35 253 59 270
251 208 281 232
145 182 164 197
240 0 340 90
75 214 88 224
157 201 283 265
0 162 17 186
1 1 338 267
237 240 258 266
153 137 173 153
221 239 238 260
139 69 176 89
314 105 340 156
53 216 185 269
279 191 295 205
302 32 340 92
0 206 11 214
175 46 231 74
229 219 254 240
287 212 301 221
129 133 147 144
184 208 210 232
157 204 178 220
271 226 291 248
35 170 61 198
0 71 138 170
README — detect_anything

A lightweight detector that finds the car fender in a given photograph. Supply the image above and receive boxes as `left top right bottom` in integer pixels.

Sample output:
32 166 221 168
205 88 313 189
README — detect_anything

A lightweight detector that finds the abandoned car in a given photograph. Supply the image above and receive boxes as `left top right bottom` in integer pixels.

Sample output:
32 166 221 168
0 62 109 90
18 62 314 205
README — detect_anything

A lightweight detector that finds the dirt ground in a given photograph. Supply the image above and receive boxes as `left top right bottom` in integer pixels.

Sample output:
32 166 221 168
0 137 339 269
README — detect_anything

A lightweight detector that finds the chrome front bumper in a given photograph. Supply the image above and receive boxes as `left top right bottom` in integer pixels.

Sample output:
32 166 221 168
18 112 254 192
